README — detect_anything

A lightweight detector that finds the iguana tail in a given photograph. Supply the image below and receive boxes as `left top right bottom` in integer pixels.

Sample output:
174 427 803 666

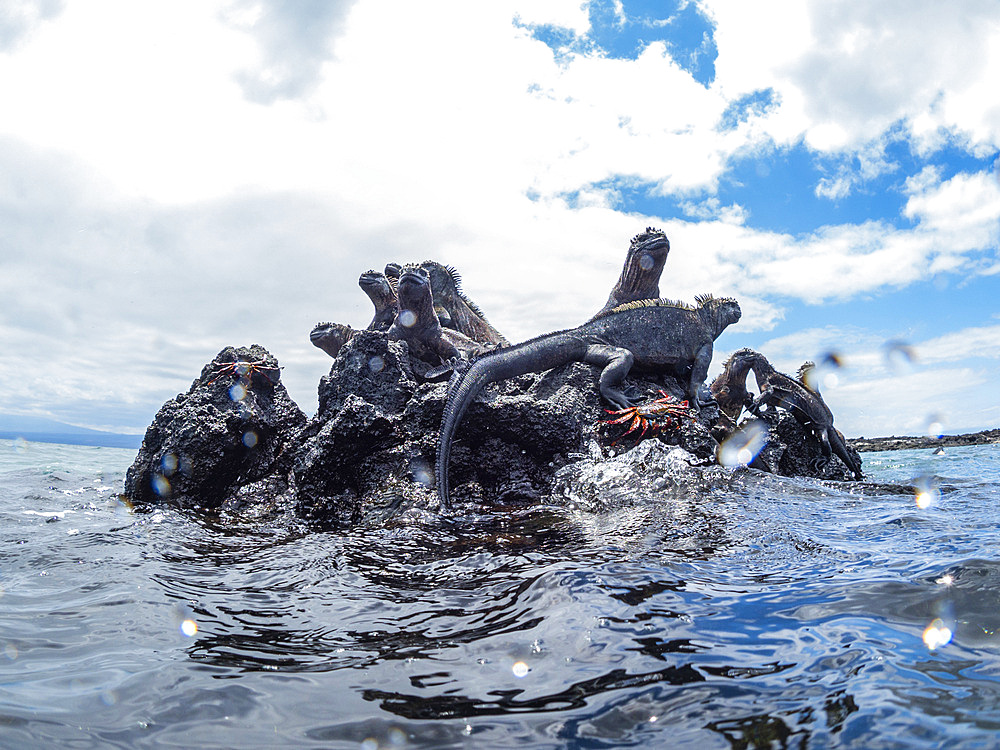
436 333 587 508
830 428 863 479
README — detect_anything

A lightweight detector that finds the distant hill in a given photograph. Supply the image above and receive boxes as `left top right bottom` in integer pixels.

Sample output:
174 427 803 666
0 414 143 449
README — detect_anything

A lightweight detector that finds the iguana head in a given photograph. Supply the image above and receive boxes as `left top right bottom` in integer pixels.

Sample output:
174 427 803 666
711 347 757 419
310 321 354 358
395 265 436 324
618 228 670 299
697 294 742 335
359 270 397 309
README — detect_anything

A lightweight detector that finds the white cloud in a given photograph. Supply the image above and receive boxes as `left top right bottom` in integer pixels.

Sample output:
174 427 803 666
707 0 1000 156
0 0 998 438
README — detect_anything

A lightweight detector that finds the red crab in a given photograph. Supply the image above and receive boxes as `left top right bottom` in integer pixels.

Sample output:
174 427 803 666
601 390 692 444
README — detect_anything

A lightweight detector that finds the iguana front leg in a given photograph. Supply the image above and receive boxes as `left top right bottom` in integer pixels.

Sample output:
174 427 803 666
583 344 635 410
686 342 713 412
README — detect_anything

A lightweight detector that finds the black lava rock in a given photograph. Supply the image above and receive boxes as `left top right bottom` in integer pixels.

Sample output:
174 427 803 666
123 345 306 510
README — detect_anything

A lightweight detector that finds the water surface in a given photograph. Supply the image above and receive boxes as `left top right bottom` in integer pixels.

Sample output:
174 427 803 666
2 438 999 747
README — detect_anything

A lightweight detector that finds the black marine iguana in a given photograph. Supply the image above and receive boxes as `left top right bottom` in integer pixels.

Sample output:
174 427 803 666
310 270 399 359
388 265 487 368
310 321 355 359
710 347 758 422
360 269 398 332
714 348 863 479
436 294 742 505
385 260 508 346
597 228 671 315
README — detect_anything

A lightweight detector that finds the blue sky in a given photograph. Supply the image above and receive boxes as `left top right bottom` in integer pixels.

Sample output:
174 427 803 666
1 0 999 438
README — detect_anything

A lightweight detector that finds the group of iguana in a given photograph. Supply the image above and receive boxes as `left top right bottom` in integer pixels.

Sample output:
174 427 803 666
311 228 861 507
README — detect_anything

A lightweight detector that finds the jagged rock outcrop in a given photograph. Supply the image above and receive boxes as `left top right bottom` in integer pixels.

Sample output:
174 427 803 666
124 336 863 526
123 345 306 511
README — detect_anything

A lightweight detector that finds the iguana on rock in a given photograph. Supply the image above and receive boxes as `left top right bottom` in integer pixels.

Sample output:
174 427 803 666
388 265 487 367
436 294 742 506
359 269 398 332
597 228 671 315
716 348 863 479
385 261 508 346
710 347 759 422
310 321 355 359
310 270 398 359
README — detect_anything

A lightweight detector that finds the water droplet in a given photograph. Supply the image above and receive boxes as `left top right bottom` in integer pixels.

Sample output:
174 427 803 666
361 739 378 750
242 430 258 448
368 356 385 373
718 419 768 467
5 643 18 660
398 310 417 328
925 413 945 438
915 475 939 509
923 618 952 650
639 252 655 270
410 459 433 487
180 619 198 637
229 383 247 401
160 453 178 476
819 351 843 370
12 437 27 453
388 728 407 747
151 473 171 498
883 340 917 372
512 661 530 677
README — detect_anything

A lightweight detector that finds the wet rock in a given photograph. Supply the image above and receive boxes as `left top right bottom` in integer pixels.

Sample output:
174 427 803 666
290 332 605 524
123 345 306 510
743 409 862 481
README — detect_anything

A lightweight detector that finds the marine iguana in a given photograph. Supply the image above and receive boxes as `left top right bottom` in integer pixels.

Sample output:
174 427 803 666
385 261 508 346
710 347 759 422
436 294 742 506
597 228 671 315
359 269 398 332
310 270 399 359
310 321 356 359
387 265 487 367
418 261 509 346
721 349 863 479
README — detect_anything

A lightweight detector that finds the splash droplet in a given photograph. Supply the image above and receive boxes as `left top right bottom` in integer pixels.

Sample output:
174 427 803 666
923 618 952 650
883 340 917 373
512 661 530 677
368 356 385 373
719 419 768 467
398 310 417 328
180 619 198 637
925 413 945 438
639 252 655 270
160 453 178 476
151 473 171 498
242 430 258 448
228 383 247 401
914 476 939 509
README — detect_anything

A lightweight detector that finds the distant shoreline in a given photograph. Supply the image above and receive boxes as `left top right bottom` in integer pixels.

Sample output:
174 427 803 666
0 431 143 450
849 429 1000 453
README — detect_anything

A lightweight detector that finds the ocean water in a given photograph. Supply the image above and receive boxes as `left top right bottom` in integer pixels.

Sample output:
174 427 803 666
2 437 1000 748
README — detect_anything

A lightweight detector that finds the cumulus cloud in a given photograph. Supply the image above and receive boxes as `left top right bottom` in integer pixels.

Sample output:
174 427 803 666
707 0 1000 156
225 0 357 103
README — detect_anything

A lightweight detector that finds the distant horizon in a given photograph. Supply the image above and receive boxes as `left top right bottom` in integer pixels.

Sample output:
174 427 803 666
2 412 997 452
